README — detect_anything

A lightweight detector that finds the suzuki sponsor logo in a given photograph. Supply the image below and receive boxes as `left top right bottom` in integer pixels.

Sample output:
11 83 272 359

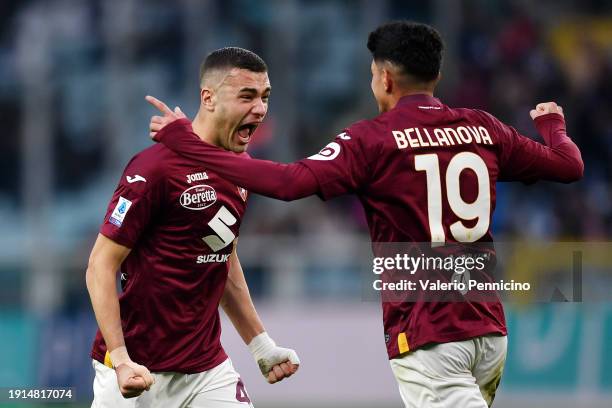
180 185 217 210
187 171 209 184
197 254 231 264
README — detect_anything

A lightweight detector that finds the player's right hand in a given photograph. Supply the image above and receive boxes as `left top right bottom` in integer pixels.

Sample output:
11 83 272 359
530 101 564 120
146 95 188 140
115 361 155 399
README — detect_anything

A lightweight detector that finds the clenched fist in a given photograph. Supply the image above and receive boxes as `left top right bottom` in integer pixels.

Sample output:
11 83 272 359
248 332 300 384
530 102 564 120
109 346 155 399
115 361 155 398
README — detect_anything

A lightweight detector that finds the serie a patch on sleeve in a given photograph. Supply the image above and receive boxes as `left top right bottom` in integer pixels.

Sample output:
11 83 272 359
109 196 132 227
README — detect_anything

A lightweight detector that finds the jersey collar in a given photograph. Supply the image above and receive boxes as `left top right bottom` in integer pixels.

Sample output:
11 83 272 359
396 94 442 108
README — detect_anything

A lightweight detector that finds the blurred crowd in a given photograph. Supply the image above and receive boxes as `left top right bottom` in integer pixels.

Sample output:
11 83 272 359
0 0 610 306
445 1 611 240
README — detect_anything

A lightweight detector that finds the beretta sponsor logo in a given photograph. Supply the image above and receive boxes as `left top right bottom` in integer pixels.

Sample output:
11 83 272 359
180 185 217 210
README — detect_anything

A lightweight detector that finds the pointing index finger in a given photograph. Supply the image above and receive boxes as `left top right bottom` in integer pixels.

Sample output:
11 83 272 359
145 95 173 115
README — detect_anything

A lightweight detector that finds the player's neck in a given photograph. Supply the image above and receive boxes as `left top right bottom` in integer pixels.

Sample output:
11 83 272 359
400 89 434 97
191 114 221 147
388 89 434 110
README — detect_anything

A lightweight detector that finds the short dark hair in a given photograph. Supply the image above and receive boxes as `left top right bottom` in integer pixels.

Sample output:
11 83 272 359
200 47 267 84
367 21 443 82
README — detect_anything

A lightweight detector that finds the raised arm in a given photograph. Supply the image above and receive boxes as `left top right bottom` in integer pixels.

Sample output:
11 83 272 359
146 96 318 201
496 102 584 183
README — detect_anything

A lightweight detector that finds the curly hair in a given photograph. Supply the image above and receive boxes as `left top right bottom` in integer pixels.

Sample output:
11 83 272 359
367 21 443 82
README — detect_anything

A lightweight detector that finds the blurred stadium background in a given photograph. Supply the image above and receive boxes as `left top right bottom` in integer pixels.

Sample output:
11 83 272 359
0 0 611 407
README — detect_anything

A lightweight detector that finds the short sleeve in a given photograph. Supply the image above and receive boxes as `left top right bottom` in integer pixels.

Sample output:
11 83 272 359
99 158 164 248
299 127 371 200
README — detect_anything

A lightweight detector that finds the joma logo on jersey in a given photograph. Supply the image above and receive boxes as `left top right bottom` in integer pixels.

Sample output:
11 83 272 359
197 254 230 264
180 185 217 210
187 171 209 184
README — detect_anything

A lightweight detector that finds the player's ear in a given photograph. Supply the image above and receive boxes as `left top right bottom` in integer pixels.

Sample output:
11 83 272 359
434 71 442 86
200 87 215 112
382 68 393 93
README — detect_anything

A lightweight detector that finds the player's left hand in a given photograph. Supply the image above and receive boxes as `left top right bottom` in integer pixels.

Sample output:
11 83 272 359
145 95 187 140
248 332 300 384
262 346 300 384
529 101 564 120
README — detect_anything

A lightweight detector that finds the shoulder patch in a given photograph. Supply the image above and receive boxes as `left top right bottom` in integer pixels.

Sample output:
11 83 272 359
109 196 132 227
308 142 341 161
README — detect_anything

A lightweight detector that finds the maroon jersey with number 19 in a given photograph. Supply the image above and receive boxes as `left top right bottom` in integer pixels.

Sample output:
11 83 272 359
300 94 581 357
91 143 249 373
154 94 582 360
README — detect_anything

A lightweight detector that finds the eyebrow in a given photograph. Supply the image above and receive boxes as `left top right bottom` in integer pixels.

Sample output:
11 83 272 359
238 87 271 94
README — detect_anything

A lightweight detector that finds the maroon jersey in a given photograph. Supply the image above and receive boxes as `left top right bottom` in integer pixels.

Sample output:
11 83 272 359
155 95 582 360
91 143 249 373
300 94 581 357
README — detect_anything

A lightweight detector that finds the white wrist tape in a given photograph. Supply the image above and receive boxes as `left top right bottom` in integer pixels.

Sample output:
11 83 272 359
247 331 300 376
248 332 276 359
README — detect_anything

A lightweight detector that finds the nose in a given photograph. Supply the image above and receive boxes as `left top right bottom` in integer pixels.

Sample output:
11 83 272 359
252 98 267 117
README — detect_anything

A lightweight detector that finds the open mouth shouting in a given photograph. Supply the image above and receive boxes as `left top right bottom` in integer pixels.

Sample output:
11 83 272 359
235 122 260 144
